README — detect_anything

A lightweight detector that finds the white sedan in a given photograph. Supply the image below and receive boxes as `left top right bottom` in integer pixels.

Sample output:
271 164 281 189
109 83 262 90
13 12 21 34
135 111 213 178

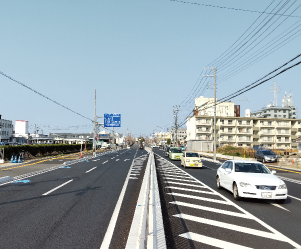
216 160 287 202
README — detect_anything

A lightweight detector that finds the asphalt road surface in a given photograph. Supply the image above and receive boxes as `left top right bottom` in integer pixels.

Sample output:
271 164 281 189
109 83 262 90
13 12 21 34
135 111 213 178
0 145 148 249
153 148 301 249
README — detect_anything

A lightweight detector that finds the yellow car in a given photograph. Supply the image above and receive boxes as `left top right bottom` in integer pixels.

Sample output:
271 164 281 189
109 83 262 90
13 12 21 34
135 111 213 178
181 152 203 168
169 147 183 160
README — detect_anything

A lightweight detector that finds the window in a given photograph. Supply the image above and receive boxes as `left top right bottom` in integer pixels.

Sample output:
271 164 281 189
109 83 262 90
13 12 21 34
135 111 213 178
274 110 277 113
238 121 242 125
268 121 272 125
228 120 233 125
247 121 250 125
221 120 224 124
260 121 263 124
284 115 286 118
228 128 232 132
274 115 277 118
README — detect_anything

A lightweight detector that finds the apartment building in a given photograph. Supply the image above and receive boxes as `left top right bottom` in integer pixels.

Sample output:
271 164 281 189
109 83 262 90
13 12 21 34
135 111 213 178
186 115 301 149
154 132 172 144
0 115 13 142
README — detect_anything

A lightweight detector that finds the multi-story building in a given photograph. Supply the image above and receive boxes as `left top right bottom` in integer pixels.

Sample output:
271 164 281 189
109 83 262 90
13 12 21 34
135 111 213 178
0 115 13 142
171 128 187 144
251 92 297 119
186 115 301 149
154 132 172 144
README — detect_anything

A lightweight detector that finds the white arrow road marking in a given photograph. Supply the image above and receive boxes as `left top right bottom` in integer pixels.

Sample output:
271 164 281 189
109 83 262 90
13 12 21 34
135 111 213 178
42 180 73 196
179 232 252 249
86 167 97 173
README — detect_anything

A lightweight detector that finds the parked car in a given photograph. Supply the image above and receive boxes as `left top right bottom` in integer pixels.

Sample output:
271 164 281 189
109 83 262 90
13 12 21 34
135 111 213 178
179 146 186 151
169 147 183 160
255 150 278 163
181 152 202 168
216 160 287 202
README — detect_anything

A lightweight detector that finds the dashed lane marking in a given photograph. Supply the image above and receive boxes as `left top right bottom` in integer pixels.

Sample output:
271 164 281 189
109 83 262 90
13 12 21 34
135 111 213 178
42 180 73 196
179 232 252 249
85 167 97 173
102 160 108 164
277 175 301 185
163 177 198 183
116 159 120 161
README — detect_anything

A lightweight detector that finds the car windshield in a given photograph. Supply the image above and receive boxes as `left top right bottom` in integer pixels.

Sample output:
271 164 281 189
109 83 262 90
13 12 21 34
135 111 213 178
261 150 276 155
186 153 199 157
235 163 270 174
171 148 182 153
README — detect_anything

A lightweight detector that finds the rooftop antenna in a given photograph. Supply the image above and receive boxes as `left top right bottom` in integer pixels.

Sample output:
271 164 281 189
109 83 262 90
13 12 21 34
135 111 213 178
271 82 280 107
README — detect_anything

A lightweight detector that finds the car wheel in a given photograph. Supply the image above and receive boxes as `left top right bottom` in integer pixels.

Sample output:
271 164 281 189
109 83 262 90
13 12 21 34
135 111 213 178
216 176 222 189
233 183 241 201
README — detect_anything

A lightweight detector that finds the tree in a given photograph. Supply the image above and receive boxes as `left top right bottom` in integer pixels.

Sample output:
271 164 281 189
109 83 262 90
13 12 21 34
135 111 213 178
166 138 171 145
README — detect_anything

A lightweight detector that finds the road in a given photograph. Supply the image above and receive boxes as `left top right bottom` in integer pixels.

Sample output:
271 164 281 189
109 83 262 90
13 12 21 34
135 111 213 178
0 145 148 249
153 148 301 249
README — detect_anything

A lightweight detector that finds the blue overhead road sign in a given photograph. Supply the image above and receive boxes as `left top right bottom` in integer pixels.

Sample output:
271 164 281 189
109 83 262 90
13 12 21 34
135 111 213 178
104 113 121 127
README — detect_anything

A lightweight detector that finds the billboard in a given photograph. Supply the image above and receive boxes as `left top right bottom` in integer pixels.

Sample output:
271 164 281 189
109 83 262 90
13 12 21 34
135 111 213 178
104 113 121 127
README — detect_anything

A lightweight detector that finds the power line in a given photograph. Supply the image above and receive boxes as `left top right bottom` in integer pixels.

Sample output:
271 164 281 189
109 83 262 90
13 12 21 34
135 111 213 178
0 71 93 122
169 0 301 18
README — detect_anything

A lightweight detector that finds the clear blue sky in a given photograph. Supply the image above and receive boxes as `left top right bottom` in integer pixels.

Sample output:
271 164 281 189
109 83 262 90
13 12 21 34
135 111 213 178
1 0 300 137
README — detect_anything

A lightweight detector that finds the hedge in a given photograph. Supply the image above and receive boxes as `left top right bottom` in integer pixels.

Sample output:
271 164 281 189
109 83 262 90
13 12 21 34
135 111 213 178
0 143 92 160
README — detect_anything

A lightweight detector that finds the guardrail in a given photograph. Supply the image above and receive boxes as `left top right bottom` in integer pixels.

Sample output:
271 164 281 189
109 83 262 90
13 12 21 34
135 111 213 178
126 149 166 249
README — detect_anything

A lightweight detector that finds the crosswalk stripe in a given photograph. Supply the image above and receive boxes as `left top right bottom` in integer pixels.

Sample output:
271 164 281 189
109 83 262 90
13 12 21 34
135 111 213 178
164 181 206 188
166 186 217 195
168 193 230 205
171 201 250 219
175 213 283 242
278 176 301 185
179 232 252 249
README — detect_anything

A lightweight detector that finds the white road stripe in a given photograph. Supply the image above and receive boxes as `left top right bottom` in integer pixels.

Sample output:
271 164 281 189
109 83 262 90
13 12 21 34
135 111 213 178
163 174 191 179
277 176 301 185
175 213 283 242
164 181 206 188
267 202 290 212
166 186 217 195
288 195 301 202
129 177 138 179
171 201 250 219
168 193 230 205
163 177 198 183
85 167 97 173
180 232 252 249
116 159 119 161
42 180 73 196
102 160 108 164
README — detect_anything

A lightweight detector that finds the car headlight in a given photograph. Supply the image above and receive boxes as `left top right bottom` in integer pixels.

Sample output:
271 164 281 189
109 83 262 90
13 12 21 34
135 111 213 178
239 182 251 187
186 159 190 162
278 184 287 189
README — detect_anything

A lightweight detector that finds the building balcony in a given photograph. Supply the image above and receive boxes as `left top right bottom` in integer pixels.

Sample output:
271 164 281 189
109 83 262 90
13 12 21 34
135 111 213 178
253 127 259 131
238 131 252 134
276 132 290 136
260 131 275 136
219 131 236 134
196 129 211 134
197 121 212 126
253 134 259 139
221 122 236 126
276 140 290 143
237 122 252 126
237 139 252 142
260 123 274 127
276 123 290 127
291 128 298 132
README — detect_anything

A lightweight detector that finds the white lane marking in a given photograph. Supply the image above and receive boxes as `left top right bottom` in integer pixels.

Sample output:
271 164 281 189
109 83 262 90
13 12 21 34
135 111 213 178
180 232 252 249
102 160 108 164
171 201 250 219
124 159 130 161
116 159 120 161
129 177 138 179
160 170 186 175
168 193 230 205
163 174 192 179
42 180 73 196
175 213 282 241
278 176 301 185
100 155 136 249
288 194 301 201
92 160 98 161
267 202 290 212
155 153 301 248
166 186 217 195
111 157 115 159
164 181 206 188
163 177 198 183
86 167 97 173
130 174 139 176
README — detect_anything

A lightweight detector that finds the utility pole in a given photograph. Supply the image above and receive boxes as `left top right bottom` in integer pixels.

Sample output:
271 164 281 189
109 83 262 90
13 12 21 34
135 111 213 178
173 105 179 146
93 89 97 157
204 67 217 161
